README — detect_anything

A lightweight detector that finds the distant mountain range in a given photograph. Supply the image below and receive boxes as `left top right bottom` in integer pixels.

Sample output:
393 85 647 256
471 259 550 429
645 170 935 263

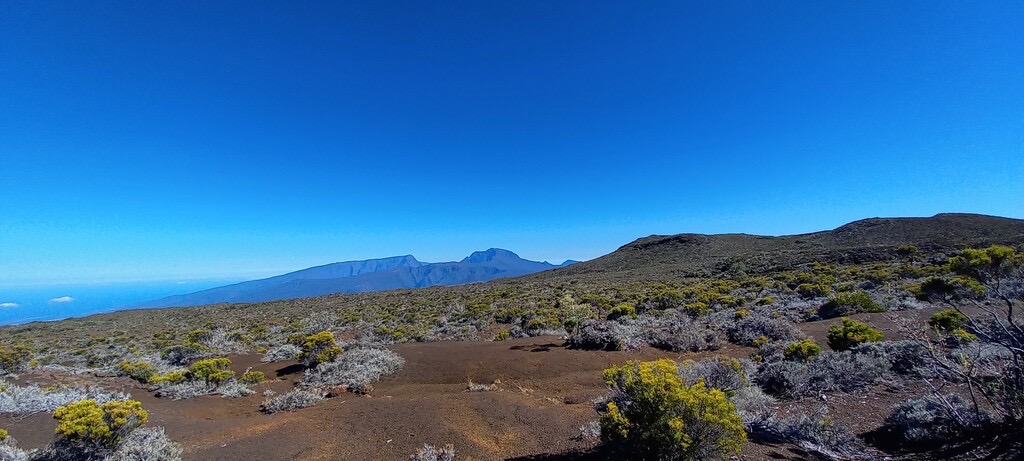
135 249 577 308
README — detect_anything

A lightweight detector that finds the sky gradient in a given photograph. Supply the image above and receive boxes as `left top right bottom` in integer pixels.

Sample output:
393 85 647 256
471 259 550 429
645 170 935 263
2 1 1023 286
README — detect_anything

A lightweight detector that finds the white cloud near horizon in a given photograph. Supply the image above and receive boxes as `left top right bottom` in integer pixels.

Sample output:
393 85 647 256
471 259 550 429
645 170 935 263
49 296 74 303
0 302 18 308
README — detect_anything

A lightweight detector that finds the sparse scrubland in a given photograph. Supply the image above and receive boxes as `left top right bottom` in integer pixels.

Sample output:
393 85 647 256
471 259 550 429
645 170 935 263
1 214 1023 460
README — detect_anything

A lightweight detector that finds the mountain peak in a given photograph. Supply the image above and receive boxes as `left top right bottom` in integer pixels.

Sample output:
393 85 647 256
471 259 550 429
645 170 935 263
461 248 522 264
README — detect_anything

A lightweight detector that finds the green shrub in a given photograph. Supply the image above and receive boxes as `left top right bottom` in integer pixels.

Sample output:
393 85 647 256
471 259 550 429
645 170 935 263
53 399 148 449
599 359 746 460
493 330 511 341
928 309 968 332
755 297 775 306
607 303 637 320
239 370 267 385
783 339 821 361
895 245 918 257
115 360 157 383
818 291 884 319
684 302 710 316
733 309 751 320
949 328 978 344
796 283 831 298
0 428 7 441
0 343 32 374
149 370 188 385
188 358 234 384
299 331 342 367
827 318 884 351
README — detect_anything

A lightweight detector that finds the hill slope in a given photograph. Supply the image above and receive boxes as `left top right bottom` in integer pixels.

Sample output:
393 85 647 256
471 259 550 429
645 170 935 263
137 249 570 308
538 213 1024 281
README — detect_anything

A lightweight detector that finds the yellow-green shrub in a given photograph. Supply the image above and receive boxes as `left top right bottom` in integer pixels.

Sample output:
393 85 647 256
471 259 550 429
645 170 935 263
239 370 267 385
188 358 234 384
783 339 821 361
0 343 32 374
53 399 148 449
115 360 157 383
607 303 637 320
299 331 342 367
0 428 7 441
928 309 968 332
493 330 511 341
149 370 188 385
827 318 883 351
599 359 746 460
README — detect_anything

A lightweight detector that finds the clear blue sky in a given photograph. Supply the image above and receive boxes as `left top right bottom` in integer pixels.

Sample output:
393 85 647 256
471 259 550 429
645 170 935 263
2 1 1022 286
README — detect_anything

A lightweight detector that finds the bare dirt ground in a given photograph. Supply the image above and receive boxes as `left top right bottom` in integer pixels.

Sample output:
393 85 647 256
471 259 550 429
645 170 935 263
4 310 936 461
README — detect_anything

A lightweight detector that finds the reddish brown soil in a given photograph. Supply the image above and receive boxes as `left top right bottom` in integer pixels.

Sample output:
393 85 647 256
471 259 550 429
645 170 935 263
4 310 941 461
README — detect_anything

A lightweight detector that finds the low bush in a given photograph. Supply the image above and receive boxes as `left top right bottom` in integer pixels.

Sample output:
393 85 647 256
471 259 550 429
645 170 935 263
599 359 746 460
239 370 267 385
302 347 404 393
566 320 633 351
677 357 748 395
748 414 863 460
783 340 821 362
149 371 188 385
883 394 984 443
727 316 802 346
928 309 968 332
54 399 148 450
261 344 301 363
409 443 456 461
0 344 32 375
107 426 183 461
851 340 928 377
493 330 511 341
0 381 131 415
216 380 255 398
298 332 342 367
755 351 890 399
644 318 721 353
607 303 637 320
827 318 883 351
817 291 884 319
160 343 208 366
187 358 234 384
260 389 324 414
115 360 157 384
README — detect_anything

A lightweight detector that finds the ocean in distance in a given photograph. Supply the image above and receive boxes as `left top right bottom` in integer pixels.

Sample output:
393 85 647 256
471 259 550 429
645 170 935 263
0 279 244 326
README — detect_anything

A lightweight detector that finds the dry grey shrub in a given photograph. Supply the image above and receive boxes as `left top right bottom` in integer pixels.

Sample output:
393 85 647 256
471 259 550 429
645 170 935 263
677 358 750 393
567 314 720 352
260 389 324 414
727 315 803 346
747 411 867 460
217 380 256 398
884 394 985 443
0 446 28 461
301 347 405 392
301 311 339 334
0 380 130 415
755 350 891 399
155 381 216 401
106 427 183 461
261 344 301 363
409 444 455 461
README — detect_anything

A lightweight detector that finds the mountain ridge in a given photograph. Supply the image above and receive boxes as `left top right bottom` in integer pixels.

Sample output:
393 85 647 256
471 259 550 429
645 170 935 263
136 249 572 308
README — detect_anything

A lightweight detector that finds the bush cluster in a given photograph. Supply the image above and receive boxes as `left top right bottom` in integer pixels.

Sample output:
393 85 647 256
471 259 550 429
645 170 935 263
826 318 883 351
817 291 884 319
599 359 746 460
298 332 342 367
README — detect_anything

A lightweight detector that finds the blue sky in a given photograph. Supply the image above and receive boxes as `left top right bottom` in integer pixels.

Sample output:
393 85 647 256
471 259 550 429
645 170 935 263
1 1 1022 286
